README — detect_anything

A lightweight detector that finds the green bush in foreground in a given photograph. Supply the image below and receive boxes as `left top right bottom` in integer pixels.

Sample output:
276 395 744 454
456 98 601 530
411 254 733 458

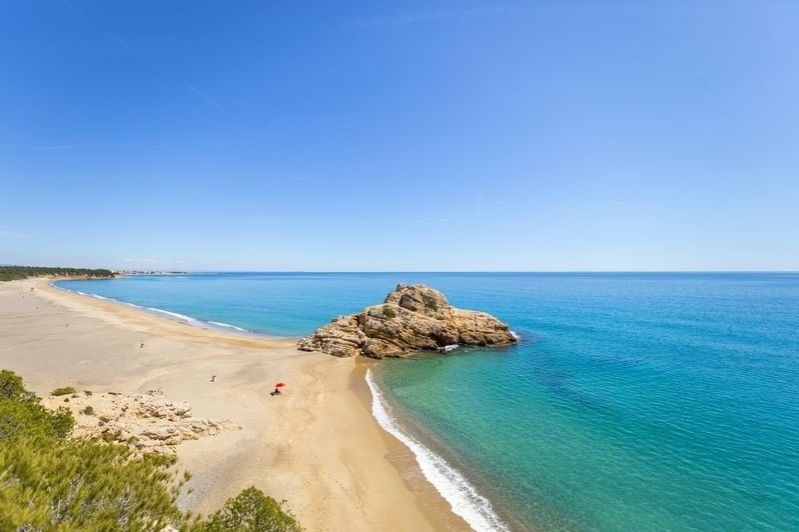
193 487 303 532
0 438 183 530
0 370 74 440
0 369 303 531
0 370 37 403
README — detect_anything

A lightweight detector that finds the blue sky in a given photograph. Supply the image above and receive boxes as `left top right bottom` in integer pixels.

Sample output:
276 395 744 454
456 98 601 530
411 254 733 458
1 1 797 271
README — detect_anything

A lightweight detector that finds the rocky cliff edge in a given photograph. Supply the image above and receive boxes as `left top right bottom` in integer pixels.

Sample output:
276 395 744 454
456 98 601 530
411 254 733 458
42 389 241 456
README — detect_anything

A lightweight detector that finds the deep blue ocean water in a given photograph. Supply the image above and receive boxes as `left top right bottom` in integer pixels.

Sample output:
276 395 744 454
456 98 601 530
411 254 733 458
56 272 799 531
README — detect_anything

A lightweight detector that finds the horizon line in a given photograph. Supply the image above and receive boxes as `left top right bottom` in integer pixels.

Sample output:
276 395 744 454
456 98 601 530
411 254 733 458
109 269 799 274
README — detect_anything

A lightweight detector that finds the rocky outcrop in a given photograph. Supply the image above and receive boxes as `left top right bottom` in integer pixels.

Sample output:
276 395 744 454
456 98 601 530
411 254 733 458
298 283 517 359
43 389 241 455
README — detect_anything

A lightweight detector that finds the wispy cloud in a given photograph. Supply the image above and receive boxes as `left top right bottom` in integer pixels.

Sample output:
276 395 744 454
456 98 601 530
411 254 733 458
270 176 311 185
123 258 159 265
384 175 573 228
526 200 628 226
526 201 574 226
402 211 475 227
123 258 186 268
58 0 153 66
347 2 781 30
0 144 93 151
392 194 528 227
58 0 222 111
0 143 159 152
348 7 529 28
0 144 162 165
186 84 223 111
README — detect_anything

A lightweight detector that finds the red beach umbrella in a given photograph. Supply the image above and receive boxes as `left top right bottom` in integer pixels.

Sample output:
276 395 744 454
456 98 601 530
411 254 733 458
275 382 286 388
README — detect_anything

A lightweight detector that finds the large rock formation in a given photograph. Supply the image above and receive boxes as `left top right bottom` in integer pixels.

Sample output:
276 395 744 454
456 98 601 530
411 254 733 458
298 283 517 358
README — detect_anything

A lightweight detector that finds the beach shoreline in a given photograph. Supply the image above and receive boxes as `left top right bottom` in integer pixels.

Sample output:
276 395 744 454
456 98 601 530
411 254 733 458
0 278 469 531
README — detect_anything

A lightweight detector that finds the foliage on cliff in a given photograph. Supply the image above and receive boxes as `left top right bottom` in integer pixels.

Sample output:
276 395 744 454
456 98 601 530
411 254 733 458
0 370 302 531
0 266 115 282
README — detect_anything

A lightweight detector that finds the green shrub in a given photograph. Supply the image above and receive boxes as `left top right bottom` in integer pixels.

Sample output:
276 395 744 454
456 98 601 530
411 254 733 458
0 374 74 441
0 370 37 403
382 305 397 319
81 405 95 416
192 486 303 532
0 438 183 530
51 386 76 396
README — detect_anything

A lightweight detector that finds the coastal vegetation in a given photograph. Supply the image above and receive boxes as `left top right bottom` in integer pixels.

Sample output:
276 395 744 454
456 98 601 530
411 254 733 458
194 487 303 532
0 370 302 531
0 266 115 282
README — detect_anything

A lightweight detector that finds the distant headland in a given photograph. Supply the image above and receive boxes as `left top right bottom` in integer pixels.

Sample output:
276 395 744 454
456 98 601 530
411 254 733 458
0 266 116 282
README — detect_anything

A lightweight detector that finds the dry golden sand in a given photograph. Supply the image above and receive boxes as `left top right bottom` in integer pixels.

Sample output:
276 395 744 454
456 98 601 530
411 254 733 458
0 279 470 531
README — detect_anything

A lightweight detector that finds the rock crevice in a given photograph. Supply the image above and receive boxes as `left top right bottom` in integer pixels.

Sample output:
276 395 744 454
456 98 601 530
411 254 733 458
298 283 517 358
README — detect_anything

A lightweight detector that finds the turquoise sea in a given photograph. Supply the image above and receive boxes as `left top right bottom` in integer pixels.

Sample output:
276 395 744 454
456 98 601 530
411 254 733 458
56 273 799 531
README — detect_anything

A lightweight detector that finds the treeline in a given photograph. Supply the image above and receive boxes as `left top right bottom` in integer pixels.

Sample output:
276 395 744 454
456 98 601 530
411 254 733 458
0 266 116 282
0 370 303 531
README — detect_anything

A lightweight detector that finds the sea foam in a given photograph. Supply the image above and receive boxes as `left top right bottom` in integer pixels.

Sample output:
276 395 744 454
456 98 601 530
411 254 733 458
209 321 249 332
365 369 509 532
145 307 197 324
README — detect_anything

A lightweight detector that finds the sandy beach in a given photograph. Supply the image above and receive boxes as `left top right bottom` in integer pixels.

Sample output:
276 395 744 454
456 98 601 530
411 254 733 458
0 279 469 531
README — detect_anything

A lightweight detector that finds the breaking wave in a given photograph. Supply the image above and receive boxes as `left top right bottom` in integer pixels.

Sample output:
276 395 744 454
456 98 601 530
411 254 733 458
365 369 509 532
